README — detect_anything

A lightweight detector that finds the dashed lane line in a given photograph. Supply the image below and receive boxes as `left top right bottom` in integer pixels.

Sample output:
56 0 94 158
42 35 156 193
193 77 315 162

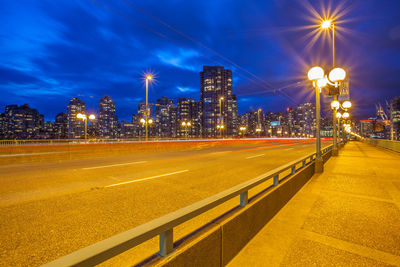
82 161 147 170
105 170 189 188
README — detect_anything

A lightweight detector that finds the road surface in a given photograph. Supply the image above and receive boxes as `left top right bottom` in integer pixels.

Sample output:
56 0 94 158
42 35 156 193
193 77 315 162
0 139 330 266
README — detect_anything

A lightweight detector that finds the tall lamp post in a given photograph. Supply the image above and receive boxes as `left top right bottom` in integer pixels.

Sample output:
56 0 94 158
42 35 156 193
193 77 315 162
331 100 352 146
145 74 152 141
308 66 346 173
218 96 224 138
321 19 340 156
181 121 191 139
77 113 96 140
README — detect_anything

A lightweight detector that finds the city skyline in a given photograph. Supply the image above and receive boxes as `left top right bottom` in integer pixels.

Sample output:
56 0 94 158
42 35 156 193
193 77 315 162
1 1 400 121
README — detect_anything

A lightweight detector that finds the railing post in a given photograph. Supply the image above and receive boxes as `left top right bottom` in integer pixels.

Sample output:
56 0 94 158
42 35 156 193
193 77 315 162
291 165 296 174
273 175 279 186
159 228 174 257
240 191 248 207
302 160 306 167
310 156 313 162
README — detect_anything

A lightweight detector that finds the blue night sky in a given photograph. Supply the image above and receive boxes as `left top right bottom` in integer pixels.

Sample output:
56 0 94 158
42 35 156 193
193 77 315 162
1 0 399 121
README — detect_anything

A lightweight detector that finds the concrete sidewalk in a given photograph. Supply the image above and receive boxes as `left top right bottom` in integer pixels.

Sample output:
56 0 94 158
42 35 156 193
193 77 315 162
228 141 400 266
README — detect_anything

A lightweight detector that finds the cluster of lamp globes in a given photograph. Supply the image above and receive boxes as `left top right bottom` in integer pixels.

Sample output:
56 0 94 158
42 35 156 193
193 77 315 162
76 113 96 121
307 66 346 89
331 100 352 120
140 118 153 124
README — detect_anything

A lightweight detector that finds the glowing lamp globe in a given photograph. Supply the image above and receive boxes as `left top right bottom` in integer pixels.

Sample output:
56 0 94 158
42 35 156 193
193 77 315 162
88 114 96 120
343 112 350 118
148 119 153 124
331 100 340 110
329 68 346 82
336 112 342 119
316 77 328 88
321 20 331 29
140 118 145 123
308 66 324 81
342 100 352 109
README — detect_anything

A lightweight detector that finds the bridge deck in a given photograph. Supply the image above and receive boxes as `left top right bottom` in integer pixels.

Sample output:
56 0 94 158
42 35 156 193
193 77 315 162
228 141 400 266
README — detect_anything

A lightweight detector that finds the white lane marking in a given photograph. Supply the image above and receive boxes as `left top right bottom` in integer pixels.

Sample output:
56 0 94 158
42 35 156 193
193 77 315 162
0 152 66 157
246 154 265 159
209 151 232 155
105 170 189 188
82 161 147 170
284 148 294 151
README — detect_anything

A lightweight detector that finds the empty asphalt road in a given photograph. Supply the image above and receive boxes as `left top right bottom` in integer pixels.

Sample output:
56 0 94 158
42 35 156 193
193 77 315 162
0 139 330 266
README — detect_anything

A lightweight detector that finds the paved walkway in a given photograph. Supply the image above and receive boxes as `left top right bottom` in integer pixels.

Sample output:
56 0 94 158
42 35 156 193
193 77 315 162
228 141 400 266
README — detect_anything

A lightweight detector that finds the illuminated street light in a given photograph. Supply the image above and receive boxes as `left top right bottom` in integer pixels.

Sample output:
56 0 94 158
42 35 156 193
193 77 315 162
321 20 332 29
343 112 350 118
336 112 342 119
181 120 192 139
308 66 325 81
76 112 96 139
329 67 346 82
308 66 325 172
331 100 340 110
342 100 352 109
144 74 153 141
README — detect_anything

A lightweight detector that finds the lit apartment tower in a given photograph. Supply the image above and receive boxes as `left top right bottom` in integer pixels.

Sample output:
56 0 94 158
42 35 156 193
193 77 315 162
390 96 400 140
5 104 42 139
67 97 85 138
178 98 201 138
0 113 6 139
155 96 177 138
54 112 68 139
98 95 117 138
200 66 238 137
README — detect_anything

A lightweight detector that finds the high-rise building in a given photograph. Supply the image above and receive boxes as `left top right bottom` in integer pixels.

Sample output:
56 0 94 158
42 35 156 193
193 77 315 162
120 120 135 138
98 95 117 138
155 96 177 138
67 97 85 139
177 98 201 138
0 113 6 139
5 104 43 139
390 96 400 140
200 66 238 137
54 112 68 139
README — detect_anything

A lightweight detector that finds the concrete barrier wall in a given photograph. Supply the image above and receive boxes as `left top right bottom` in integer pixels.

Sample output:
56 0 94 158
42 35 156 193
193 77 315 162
149 152 329 267
364 138 400 153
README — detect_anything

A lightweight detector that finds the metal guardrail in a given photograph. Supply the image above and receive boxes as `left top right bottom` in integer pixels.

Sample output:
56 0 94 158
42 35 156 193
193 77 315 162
42 145 333 267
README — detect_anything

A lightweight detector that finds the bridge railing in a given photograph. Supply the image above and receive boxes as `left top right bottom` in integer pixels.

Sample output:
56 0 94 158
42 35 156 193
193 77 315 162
364 138 400 153
42 144 333 267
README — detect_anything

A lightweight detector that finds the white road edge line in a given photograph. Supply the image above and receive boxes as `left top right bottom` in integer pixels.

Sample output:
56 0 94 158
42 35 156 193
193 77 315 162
245 154 265 159
82 161 147 170
105 170 189 188
0 152 66 157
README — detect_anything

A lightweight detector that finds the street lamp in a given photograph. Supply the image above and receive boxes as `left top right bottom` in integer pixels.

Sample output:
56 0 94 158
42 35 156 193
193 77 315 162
181 121 191 139
239 126 246 137
219 96 224 138
76 113 96 140
307 66 325 173
145 74 152 141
